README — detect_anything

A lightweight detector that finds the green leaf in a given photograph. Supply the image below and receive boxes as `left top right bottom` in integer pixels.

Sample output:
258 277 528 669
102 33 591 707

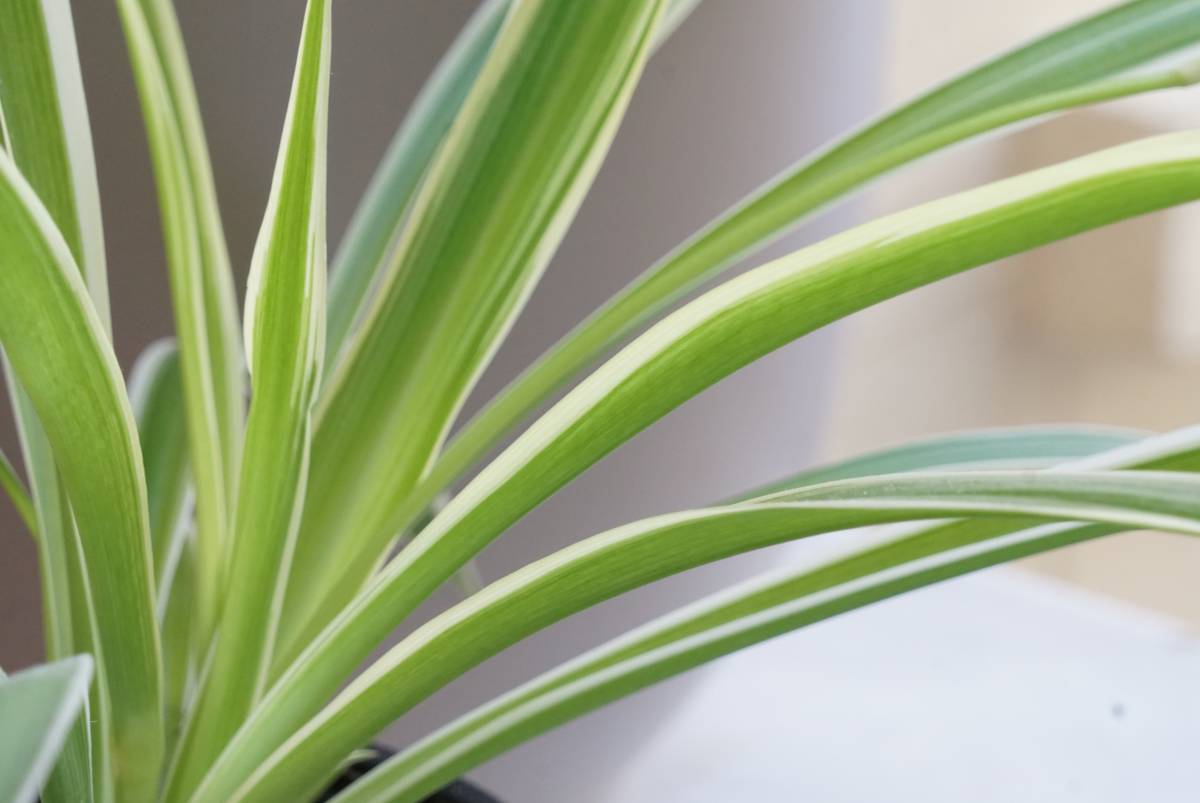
0 12 113 799
323 0 703 367
0 4 127 800
129 338 192 594
62 523 115 803
120 0 245 478
2 378 87 803
0 148 162 802
3 371 74 660
160 0 331 797
322 0 508 368
196 135 1200 803
0 656 93 803
229 469 1200 801
116 0 246 646
327 424 1200 803
161 535 196 764
124 0 246 487
422 0 1200 538
281 0 668 666
0 0 110 323
332 520 1110 803
128 339 194 777
346 131 1199 636
0 443 34 534
728 424 1142 500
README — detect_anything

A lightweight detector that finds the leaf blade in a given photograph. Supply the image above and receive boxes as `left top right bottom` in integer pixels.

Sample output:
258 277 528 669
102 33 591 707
0 442 35 534
0 0 111 736
0 147 163 803
332 520 1108 803
0 5 156 796
281 0 668 664
129 338 192 595
161 0 331 798
329 423 1200 803
422 0 1200 529
236 469 1200 801
0 656 94 803
128 0 245 487
323 0 705 367
116 0 246 648
196 133 1200 803
0 0 109 322
728 424 1143 499
322 0 508 368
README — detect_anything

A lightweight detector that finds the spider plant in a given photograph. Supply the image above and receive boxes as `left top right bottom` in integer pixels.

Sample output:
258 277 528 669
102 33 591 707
3 0 1200 800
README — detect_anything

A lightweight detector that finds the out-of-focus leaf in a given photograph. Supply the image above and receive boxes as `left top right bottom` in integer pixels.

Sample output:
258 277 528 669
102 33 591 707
323 0 705 366
0 444 34 534
0 656 93 803
322 0 507 367
161 535 196 762
129 338 192 593
729 424 1142 499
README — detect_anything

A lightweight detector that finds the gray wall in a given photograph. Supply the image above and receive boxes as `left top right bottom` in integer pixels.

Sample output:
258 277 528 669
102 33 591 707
0 0 884 798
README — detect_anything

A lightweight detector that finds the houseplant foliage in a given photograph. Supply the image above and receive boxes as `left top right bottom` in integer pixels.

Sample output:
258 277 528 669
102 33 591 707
2 0 1200 799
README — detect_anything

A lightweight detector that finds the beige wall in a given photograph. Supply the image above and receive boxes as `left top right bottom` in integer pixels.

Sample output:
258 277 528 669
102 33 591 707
829 0 1200 622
